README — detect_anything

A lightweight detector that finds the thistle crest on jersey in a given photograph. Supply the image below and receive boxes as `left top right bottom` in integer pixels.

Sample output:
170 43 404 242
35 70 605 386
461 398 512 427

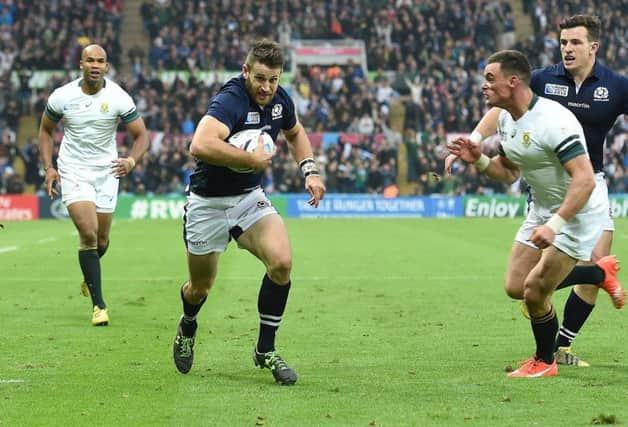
271 104 283 120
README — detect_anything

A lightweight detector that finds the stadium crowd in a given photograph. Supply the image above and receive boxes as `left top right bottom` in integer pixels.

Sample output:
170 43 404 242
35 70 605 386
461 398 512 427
0 0 626 196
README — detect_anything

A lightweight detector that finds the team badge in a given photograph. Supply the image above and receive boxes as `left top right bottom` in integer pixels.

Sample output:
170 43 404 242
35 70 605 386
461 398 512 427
271 104 283 120
522 131 531 148
593 86 609 101
100 103 109 113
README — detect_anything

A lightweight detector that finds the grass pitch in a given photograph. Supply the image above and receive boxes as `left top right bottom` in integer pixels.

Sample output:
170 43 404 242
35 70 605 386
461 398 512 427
1 217 627 426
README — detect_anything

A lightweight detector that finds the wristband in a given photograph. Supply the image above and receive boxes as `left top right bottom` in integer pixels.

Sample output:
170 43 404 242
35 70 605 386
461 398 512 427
44 164 53 172
545 213 567 234
128 156 136 169
299 157 320 177
469 130 483 144
474 154 490 172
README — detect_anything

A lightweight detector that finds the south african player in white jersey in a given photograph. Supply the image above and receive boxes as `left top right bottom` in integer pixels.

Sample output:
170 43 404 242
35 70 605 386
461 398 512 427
446 15 625 368
448 50 609 378
39 44 150 326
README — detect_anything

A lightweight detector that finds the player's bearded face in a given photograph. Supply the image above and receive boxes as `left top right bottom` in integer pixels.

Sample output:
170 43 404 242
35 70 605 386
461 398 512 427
244 62 281 106
560 26 597 72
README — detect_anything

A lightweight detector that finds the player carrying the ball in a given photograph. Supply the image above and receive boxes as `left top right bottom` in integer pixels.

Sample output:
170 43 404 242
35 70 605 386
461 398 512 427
172 39 326 385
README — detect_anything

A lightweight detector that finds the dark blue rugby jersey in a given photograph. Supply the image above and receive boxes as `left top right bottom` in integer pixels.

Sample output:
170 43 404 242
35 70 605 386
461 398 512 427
189 75 297 196
530 61 628 172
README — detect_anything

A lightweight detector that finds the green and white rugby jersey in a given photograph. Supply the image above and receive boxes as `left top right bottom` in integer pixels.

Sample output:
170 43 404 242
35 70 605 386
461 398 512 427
497 95 589 212
45 77 139 167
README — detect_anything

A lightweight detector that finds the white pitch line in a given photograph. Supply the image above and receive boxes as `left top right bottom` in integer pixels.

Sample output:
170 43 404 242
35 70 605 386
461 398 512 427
0 379 24 384
36 237 57 244
0 246 17 254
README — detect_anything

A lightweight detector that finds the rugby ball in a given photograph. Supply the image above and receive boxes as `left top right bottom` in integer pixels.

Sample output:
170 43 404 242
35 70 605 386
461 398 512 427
227 129 275 173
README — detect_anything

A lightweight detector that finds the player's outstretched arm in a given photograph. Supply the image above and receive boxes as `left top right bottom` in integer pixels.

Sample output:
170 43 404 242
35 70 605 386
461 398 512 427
445 107 502 176
282 122 326 207
447 136 519 184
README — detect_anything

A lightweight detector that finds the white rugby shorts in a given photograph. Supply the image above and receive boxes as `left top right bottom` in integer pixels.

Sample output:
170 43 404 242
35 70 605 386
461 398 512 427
184 187 277 255
516 178 608 261
57 159 119 213
596 172 614 232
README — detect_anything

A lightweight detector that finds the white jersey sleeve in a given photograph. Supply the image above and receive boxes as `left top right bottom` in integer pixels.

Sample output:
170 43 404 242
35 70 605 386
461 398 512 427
542 106 588 164
117 89 139 124
44 87 65 123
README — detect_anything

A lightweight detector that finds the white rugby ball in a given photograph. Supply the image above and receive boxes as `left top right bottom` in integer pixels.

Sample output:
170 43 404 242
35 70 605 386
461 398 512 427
227 129 275 173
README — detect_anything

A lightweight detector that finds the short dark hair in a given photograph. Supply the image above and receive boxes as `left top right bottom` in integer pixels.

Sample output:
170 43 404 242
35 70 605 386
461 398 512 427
245 39 284 70
486 50 531 85
559 14 600 42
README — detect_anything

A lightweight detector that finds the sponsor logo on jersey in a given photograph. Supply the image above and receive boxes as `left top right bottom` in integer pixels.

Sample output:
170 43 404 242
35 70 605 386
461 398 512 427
256 200 270 210
544 83 569 97
245 112 260 124
100 103 109 113
63 103 81 112
567 101 590 109
522 131 531 148
271 104 283 120
593 86 609 101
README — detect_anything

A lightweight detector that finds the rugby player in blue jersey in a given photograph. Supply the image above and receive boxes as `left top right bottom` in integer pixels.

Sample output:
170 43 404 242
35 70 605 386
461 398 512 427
446 15 627 367
172 39 326 385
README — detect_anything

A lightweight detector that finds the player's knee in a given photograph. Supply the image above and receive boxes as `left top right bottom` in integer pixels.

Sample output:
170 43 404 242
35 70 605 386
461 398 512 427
79 230 98 248
522 283 543 306
267 254 292 284
574 284 599 299
187 281 211 302
97 237 109 250
504 280 523 299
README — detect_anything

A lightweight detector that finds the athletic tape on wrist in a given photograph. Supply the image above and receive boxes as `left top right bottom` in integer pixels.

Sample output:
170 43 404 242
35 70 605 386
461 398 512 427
474 154 490 172
545 213 567 234
299 157 320 177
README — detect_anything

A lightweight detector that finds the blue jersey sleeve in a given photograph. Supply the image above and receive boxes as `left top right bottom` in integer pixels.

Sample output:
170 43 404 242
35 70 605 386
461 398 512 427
277 86 297 131
530 69 543 96
206 86 248 132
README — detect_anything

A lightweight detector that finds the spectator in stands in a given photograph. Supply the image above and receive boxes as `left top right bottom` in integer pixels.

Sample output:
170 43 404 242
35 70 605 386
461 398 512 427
19 137 43 192
9 0 627 197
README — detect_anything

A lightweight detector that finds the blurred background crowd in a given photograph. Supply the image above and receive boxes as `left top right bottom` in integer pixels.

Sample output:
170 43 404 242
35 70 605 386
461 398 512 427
0 0 626 197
